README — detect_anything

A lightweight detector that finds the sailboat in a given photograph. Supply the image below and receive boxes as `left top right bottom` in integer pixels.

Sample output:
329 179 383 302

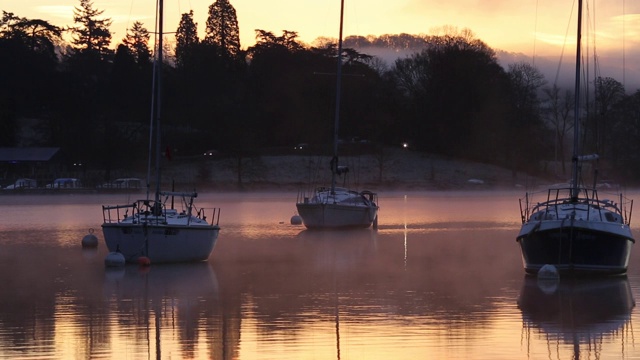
101 0 221 263
516 0 634 275
295 0 379 229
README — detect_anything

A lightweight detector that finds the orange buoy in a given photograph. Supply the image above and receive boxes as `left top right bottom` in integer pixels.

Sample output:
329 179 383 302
138 256 151 266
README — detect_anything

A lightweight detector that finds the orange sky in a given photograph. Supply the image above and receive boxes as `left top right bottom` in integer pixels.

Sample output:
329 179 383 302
6 0 640 87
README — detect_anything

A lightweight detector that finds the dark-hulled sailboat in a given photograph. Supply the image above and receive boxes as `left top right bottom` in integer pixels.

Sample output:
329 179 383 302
516 0 634 275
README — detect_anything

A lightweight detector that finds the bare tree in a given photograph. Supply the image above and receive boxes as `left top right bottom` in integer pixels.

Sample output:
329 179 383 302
542 84 574 176
591 76 625 157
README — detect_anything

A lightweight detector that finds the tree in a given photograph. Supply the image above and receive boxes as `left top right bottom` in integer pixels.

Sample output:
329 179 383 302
204 0 240 57
505 62 548 174
608 90 640 179
590 76 625 158
0 11 62 143
0 11 61 58
390 33 511 163
70 0 113 59
175 11 199 69
508 62 547 113
542 84 574 176
248 30 305 58
122 21 150 66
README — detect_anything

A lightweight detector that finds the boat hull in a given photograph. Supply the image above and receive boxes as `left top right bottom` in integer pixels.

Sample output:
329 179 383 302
102 224 219 263
296 202 378 229
517 221 633 275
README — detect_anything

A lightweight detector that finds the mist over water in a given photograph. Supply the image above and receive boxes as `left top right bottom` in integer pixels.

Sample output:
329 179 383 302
0 191 639 359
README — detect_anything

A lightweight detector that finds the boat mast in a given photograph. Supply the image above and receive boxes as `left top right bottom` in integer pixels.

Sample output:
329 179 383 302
330 0 345 195
153 0 164 206
571 0 583 200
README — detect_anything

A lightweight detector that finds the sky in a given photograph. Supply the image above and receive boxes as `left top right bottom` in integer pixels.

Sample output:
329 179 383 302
5 0 640 88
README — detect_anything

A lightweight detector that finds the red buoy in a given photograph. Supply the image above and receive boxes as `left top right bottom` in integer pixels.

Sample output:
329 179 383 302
138 256 151 266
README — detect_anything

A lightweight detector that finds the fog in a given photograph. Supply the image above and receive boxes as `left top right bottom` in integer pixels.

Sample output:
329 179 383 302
354 45 640 93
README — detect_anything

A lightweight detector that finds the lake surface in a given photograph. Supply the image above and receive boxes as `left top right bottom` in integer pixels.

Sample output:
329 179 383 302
1 191 639 359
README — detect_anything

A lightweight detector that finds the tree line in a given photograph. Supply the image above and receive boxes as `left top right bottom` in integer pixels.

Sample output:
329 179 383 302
2 0 640 184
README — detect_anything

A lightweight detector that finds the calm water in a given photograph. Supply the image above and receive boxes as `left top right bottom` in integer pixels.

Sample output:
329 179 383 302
1 191 639 359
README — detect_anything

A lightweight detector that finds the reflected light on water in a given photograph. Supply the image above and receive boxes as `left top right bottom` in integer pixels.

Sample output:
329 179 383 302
0 192 638 359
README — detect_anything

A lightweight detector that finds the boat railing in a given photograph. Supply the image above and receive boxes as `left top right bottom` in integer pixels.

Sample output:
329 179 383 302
102 203 135 224
160 191 222 226
102 200 167 225
103 199 222 226
520 186 633 226
360 190 378 207
195 206 222 226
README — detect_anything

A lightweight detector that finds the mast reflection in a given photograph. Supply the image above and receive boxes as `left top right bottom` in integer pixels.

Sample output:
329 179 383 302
518 276 634 359
103 263 237 359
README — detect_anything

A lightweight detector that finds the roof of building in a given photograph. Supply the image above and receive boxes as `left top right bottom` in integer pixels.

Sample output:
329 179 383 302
0 147 60 162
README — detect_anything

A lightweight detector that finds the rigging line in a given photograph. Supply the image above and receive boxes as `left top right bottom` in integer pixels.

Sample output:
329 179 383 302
175 0 193 22
553 0 577 87
125 0 137 34
532 0 538 66
623 0 626 88
587 0 600 84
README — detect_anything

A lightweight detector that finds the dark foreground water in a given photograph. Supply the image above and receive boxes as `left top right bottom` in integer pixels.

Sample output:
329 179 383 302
0 191 639 359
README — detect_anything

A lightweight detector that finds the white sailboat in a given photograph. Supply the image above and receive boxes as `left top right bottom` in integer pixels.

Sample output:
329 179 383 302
295 0 379 229
101 0 221 263
516 0 634 275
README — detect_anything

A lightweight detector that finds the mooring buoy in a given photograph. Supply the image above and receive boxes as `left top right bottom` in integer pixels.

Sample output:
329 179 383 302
81 228 99 248
138 256 151 266
104 252 125 267
290 214 302 225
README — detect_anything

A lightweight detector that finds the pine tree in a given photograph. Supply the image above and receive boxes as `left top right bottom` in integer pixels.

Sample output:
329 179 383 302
175 11 199 68
204 0 240 57
71 0 112 58
122 21 151 66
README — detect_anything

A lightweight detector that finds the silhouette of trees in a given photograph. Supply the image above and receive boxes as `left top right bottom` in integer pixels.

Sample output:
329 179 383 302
70 0 112 59
505 62 548 174
1 11 61 57
122 21 151 66
4 1 640 185
0 12 62 146
175 11 199 69
204 0 240 58
542 84 574 176
589 76 626 158
608 90 640 179
390 34 514 162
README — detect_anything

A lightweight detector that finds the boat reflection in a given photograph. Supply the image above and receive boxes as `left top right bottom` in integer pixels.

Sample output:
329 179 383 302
104 262 219 298
103 263 235 359
296 229 379 269
517 276 634 358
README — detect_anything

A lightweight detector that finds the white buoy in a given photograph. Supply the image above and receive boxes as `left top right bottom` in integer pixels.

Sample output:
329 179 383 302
290 214 302 225
105 252 125 267
104 267 125 281
537 264 559 279
81 228 99 248
536 265 560 294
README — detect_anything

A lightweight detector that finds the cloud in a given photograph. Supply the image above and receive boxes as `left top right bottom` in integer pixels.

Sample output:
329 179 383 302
35 5 75 21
